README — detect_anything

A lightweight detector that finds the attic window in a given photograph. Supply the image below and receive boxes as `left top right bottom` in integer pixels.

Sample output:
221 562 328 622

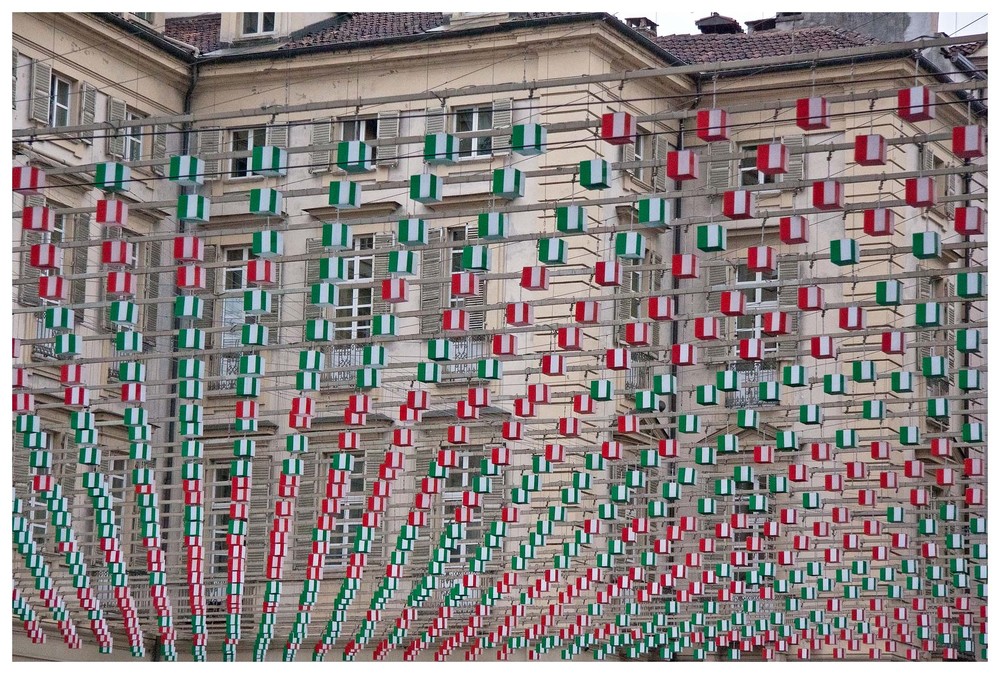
242 12 275 36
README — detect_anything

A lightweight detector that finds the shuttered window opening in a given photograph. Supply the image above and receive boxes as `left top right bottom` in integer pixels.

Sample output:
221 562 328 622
707 140 735 191
195 128 223 181
652 132 669 192
776 258 800 358
150 124 168 173
143 240 162 344
105 97 127 158
29 60 52 124
420 228 444 335
443 98 513 159
17 195 46 308
79 82 97 143
703 262 731 362
230 126 267 178
193 244 218 383
309 118 332 173
376 110 400 166
12 49 17 110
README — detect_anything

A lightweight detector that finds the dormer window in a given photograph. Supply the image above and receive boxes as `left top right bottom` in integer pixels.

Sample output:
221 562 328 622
242 12 275 36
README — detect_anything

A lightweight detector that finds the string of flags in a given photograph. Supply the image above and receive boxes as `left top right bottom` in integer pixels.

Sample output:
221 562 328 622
12 84 986 662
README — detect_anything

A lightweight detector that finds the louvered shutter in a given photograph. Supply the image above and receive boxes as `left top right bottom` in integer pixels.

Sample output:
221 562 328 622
150 125 168 174
921 145 935 173
79 83 97 143
106 97 127 158
622 139 636 179
309 119 332 173
143 240 161 344
194 245 217 348
266 123 288 148
491 98 512 155
944 280 956 374
652 134 669 192
303 238 325 323
707 141 734 190
371 233 394 317
257 262 281 344
420 229 444 335
98 226 117 332
915 276 932 364
246 453 272 572
783 135 805 183
293 452 319 570
71 214 90 324
704 263 730 361
776 259 800 358
197 129 223 181
425 108 446 135
18 195 45 307
945 173 958 216
649 253 663 348
615 260 639 344
29 59 52 124
461 225 486 331
376 110 400 166
12 49 17 110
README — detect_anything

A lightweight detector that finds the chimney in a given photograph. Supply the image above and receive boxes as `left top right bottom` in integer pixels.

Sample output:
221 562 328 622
695 13 744 34
625 17 658 38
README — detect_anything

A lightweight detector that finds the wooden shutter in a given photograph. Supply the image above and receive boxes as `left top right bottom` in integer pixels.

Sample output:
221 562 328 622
309 119 332 173
461 225 486 331
945 173 958 216
704 263 731 361
29 59 51 124
915 276 933 363
776 259 800 358
194 245 217 348
18 195 45 307
303 238 325 323
266 123 288 148
143 240 161 344
79 83 97 143
150 124 168 174
707 141 735 191
491 98 513 155
98 226 117 332
70 214 90 324
425 107 446 135
106 97 127 158
197 129 223 181
293 452 320 570
652 133 669 192
371 233 394 317
622 138 636 178
376 110 400 166
12 49 17 110
246 453 272 572
648 253 663 348
257 262 281 344
783 135 805 183
944 280 956 374
615 259 639 344
420 229 444 335
920 145 935 173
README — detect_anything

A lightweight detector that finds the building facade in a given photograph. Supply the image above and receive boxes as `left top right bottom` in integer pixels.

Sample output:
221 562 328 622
11 11 987 662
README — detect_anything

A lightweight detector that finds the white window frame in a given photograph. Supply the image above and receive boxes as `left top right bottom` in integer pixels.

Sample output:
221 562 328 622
208 462 231 578
49 74 71 127
334 235 374 341
241 12 276 36
627 126 651 184
455 105 493 159
341 116 378 143
326 453 366 569
229 126 267 178
124 109 143 162
739 142 780 188
733 263 779 353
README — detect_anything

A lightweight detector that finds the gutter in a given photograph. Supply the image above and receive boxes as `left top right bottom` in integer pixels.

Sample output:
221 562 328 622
91 12 197 62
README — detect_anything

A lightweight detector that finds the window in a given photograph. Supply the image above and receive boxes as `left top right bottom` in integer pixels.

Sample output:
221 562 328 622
326 455 365 568
727 263 779 408
230 127 267 177
242 12 275 36
335 236 374 341
341 117 378 143
456 105 493 158
49 74 71 127
31 211 67 360
208 462 231 579
739 143 778 187
623 126 651 184
131 12 154 23
216 247 256 387
124 109 143 162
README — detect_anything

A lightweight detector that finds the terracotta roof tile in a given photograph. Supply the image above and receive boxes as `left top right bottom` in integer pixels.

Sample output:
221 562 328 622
281 13 446 50
655 27 879 65
163 13 222 54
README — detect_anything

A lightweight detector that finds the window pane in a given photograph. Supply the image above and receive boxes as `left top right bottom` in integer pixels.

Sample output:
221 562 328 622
252 127 267 146
357 258 373 279
262 12 275 32
456 111 473 134
243 13 257 34
477 108 492 130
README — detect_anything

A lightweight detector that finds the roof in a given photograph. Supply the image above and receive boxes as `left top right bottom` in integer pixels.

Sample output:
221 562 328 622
655 26 880 64
944 41 986 58
163 13 222 54
280 12 446 50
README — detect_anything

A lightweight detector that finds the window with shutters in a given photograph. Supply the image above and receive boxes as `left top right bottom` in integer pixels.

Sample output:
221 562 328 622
229 127 267 178
619 252 662 390
309 119 332 173
27 207 70 360
456 105 493 158
123 109 144 162
440 454 478 568
918 276 953 431
325 454 367 569
622 125 651 184
242 12 275 36
78 83 97 143
919 145 956 216
49 74 71 127
444 226 487 378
